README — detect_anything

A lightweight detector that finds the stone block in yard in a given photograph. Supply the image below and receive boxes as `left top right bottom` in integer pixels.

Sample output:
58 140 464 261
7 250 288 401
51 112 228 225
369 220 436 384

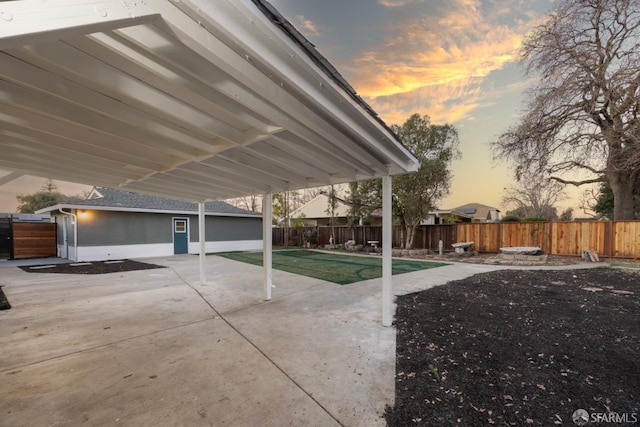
499 246 542 255
451 241 474 254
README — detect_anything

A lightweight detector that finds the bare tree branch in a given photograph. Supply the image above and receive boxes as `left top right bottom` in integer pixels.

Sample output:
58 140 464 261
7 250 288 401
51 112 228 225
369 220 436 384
549 176 607 186
492 0 640 219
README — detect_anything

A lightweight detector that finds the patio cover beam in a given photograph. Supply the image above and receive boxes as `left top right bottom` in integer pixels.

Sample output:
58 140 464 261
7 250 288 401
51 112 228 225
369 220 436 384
0 171 23 187
0 0 159 51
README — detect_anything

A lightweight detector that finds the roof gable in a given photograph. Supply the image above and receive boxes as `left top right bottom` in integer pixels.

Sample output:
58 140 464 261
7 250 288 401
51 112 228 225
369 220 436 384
290 194 351 219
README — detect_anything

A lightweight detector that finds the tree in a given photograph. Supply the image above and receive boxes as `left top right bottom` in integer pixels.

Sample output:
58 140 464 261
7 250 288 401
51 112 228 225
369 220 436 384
502 175 567 220
16 180 82 213
346 180 381 226
347 114 460 249
492 0 640 220
225 195 260 212
392 115 460 248
592 183 615 219
559 208 574 221
325 185 338 245
273 190 305 247
582 181 640 218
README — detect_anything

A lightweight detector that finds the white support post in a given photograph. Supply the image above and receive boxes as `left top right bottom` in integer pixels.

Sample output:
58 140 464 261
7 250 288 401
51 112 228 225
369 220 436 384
382 175 393 327
262 193 273 301
198 201 206 285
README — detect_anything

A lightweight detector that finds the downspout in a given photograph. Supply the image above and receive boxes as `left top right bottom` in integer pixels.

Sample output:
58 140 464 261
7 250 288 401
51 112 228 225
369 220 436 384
59 208 77 262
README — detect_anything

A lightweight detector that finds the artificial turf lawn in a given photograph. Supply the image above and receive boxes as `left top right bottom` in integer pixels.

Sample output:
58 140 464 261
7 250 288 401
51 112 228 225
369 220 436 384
216 249 449 285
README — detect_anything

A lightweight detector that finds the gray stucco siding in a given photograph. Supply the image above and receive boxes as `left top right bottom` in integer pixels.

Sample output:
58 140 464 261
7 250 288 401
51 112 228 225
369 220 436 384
77 211 171 246
189 216 262 242
74 210 261 247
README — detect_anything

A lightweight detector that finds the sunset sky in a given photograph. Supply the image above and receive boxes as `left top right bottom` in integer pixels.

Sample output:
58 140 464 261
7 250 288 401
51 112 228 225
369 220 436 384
269 0 585 213
0 0 586 214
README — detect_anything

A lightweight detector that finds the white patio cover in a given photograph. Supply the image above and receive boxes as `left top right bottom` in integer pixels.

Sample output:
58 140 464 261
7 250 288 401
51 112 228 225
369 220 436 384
0 0 419 325
0 0 417 200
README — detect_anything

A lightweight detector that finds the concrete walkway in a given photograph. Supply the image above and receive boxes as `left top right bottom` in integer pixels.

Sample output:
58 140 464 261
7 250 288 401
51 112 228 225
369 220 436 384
0 255 602 426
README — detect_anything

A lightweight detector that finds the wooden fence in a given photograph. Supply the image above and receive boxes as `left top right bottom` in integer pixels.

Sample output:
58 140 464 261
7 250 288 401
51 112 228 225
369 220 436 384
11 222 57 259
273 224 455 251
456 221 640 258
273 220 640 258
399 225 456 251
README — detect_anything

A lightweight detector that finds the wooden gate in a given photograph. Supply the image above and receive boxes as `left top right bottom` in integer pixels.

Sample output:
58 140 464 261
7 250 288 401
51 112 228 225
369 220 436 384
11 222 57 259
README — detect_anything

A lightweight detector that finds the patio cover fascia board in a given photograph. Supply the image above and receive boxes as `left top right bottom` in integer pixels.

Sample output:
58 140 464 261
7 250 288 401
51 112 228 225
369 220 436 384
36 204 261 219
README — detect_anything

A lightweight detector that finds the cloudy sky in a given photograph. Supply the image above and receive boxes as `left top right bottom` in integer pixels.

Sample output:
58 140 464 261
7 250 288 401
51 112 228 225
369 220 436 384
268 0 585 212
1 0 583 214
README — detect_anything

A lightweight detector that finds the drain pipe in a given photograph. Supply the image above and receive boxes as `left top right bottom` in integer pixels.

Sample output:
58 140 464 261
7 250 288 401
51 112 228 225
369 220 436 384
59 208 78 262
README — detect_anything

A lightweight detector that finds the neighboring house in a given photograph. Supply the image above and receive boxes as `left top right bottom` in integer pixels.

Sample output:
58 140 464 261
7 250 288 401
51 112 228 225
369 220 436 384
454 203 501 222
36 187 262 262
288 194 351 226
424 203 501 224
422 209 474 225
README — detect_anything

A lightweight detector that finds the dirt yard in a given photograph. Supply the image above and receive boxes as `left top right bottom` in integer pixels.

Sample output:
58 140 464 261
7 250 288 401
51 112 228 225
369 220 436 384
385 267 640 426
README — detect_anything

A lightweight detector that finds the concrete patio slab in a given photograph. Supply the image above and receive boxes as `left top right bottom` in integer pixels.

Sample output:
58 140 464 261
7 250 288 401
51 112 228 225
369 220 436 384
0 254 600 426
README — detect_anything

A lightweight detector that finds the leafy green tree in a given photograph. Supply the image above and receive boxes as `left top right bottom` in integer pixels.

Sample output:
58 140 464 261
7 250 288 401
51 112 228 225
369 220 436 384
500 215 522 223
347 114 460 249
492 0 640 220
592 184 615 219
392 114 460 249
16 180 82 213
590 182 640 219
346 180 381 226
272 192 286 225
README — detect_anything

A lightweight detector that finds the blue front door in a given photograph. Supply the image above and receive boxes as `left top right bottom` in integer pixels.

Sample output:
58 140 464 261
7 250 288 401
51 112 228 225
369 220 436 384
173 218 188 254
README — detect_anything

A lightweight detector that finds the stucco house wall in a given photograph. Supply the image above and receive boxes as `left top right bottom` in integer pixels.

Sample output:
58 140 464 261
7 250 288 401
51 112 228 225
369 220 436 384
40 187 262 262
50 210 262 262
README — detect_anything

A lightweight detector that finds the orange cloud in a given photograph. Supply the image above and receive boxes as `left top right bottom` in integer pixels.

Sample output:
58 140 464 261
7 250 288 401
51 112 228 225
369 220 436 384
294 15 320 36
348 0 537 124
378 0 420 6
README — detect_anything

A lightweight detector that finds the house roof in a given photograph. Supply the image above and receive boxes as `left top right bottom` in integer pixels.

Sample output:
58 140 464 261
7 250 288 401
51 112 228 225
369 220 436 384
427 209 475 220
452 203 500 220
289 194 351 219
0 0 419 203
37 187 260 217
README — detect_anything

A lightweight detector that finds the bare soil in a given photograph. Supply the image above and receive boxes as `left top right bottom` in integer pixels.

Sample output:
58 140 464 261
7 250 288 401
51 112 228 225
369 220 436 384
385 267 640 426
0 286 10 310
18 259 165 275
